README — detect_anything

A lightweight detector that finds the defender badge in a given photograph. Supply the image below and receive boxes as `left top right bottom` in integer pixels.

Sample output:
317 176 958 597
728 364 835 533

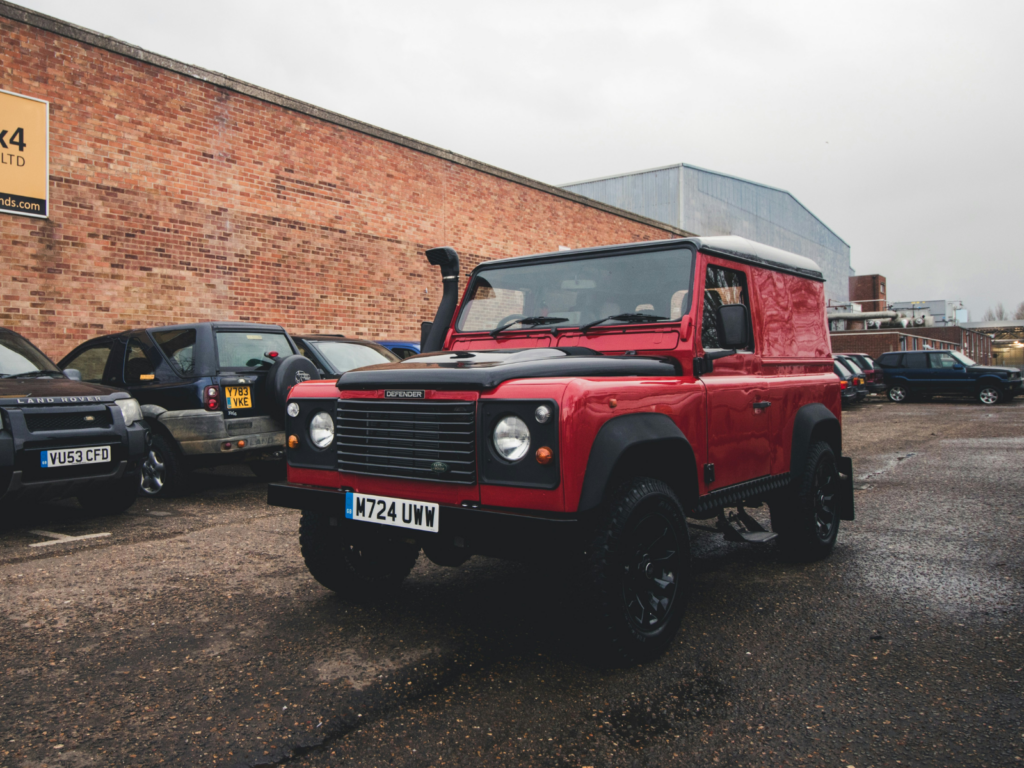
431 461 449 474
386 390 425 399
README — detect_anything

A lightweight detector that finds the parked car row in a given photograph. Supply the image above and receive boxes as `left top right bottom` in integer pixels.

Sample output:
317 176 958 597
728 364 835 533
0 324 419 513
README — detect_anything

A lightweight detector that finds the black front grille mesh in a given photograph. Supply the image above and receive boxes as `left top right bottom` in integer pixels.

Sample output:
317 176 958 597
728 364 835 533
25 410 113 432
337 399 476 483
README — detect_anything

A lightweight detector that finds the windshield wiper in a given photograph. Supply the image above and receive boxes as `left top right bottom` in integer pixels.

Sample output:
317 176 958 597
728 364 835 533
490 316 569 338
580 313 670 334
9 370 62 379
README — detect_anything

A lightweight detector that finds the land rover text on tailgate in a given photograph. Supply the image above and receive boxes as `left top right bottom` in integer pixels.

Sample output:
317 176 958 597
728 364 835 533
269 237 854 664
0 327 149 516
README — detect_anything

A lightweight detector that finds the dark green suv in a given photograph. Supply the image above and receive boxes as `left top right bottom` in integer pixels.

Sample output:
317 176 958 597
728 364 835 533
876 350 1022 405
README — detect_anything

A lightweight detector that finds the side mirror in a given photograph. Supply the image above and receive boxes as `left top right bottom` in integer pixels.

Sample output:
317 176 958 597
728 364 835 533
63 368 82 381
715 304 750 350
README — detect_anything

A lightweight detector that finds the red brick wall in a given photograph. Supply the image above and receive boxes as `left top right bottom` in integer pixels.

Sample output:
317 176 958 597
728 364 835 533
831 329 993 365
848 274 887 309
0 15 680 360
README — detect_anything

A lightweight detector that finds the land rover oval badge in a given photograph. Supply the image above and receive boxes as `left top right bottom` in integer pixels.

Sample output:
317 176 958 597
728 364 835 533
431 461 449 475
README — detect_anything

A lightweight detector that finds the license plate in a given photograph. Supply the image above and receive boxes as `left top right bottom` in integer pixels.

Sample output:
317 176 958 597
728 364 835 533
225 386 252 409
41 445 111 468
345 492 439 533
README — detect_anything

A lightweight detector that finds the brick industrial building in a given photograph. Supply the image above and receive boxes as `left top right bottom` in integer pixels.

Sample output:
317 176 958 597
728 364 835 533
831 273 992 363
0 2 691 360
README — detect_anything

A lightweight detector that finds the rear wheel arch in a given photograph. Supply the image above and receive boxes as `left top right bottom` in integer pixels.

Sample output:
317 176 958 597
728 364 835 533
790 403 841 482
578 414 698 515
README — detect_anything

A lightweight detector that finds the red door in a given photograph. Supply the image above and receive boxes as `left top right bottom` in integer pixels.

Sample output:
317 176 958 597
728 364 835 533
698 258 772 489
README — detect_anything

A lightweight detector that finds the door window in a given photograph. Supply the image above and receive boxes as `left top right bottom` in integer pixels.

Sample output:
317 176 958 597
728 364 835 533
930 352 960 369
125 339 158 384
62 344 113 383
701 265 752 350
152 329 197 376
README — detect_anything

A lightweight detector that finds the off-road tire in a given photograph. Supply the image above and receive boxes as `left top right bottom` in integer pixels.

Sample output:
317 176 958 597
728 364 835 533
770 441 841 562
299 510 419 597
77 469 141 515
584 477 690 666
140 432 188 498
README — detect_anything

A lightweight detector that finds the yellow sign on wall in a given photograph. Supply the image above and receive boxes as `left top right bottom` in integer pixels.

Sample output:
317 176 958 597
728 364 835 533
0 89 49 218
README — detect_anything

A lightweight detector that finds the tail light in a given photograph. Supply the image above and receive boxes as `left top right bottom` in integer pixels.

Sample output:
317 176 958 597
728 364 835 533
204 385 220 411
840 380 848 390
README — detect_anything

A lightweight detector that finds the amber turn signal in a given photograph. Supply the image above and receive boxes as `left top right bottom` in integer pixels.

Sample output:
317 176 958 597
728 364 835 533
609 398 618 408
288 434 299 449
535 446 553 465
237 440 246 448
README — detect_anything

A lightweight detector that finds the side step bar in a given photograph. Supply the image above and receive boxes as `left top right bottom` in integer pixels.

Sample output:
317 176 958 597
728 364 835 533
714 505 778 544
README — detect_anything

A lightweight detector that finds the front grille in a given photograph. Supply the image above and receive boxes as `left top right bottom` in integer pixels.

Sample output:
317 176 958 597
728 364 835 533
337 399 476 483
25 410 113 432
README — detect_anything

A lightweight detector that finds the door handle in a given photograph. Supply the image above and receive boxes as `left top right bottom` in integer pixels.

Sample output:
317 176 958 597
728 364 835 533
753 401 771 409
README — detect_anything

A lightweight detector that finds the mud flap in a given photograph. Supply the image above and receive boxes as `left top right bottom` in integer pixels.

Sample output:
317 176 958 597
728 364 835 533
838 455 855 521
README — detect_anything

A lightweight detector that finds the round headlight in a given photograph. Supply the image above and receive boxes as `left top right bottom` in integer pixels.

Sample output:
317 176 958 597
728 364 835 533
287 401 300 418
309 411 335 449
493 415 530 461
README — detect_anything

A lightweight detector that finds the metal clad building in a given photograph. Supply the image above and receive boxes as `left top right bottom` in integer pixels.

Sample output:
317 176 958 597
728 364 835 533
562 163 851 306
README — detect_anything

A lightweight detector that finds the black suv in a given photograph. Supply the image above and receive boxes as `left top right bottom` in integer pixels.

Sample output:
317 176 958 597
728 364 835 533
1 328 149 515
292 335 399 376
59 323 319 496
876 350 1022 405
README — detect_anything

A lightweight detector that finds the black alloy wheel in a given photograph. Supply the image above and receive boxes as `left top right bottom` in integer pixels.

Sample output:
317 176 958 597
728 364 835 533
585 477 690 666
622 511 683 634
771 441 841 562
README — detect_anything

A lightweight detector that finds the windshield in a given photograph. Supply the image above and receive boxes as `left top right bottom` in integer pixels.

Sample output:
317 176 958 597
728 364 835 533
216 331 292 369
0 331 62 378
950 351 977 367
455 247 694 333
311 341 398 373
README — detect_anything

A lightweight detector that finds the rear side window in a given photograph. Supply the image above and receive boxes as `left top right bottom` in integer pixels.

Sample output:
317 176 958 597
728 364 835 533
62 343 113 383
876 354 902 368
216 331 291 370
702 265 752 350
903 352 927 369
152 329 197 376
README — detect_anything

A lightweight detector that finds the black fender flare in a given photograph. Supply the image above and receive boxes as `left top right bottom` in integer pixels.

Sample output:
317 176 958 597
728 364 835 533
790 403 841 482
790 403 854 521
577 413 697 514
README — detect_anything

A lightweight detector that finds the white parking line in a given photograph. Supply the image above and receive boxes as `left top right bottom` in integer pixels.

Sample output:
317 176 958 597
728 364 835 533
28 530 112 548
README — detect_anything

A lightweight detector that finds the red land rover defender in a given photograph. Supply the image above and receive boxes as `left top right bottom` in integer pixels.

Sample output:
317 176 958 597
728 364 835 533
269 236 854 664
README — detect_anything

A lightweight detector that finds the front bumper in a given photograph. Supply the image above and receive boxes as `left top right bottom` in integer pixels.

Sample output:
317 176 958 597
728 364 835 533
268 482 579 561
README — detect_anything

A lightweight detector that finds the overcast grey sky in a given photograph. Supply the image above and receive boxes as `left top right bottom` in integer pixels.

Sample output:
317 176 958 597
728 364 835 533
17 0 1024 318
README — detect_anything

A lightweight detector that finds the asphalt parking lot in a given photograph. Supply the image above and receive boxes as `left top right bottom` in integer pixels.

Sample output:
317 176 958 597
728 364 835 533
1 398 1021 768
